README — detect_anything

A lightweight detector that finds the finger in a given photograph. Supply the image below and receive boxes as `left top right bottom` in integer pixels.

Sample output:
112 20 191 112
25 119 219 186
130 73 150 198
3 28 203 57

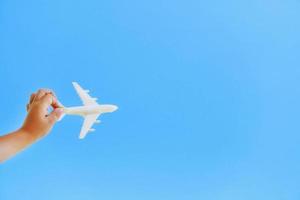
53 98 64 109
48 95 61 109
27 94 35 111
29 93 36 104
32 94 52 118
38 93 63 111
34 89 54 102
47 108 64 125
38 93 56 108
34 89 48 102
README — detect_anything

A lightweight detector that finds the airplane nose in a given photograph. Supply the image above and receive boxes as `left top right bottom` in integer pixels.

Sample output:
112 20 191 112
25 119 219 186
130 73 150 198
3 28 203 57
112 105 118 112
102 105 118 112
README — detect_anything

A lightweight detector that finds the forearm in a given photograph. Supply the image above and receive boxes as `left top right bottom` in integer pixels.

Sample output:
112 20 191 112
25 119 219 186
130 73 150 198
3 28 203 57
0 129 38 163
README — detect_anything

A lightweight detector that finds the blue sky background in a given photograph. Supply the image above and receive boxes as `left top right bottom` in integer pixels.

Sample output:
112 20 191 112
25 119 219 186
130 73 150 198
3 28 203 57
1 0 300 199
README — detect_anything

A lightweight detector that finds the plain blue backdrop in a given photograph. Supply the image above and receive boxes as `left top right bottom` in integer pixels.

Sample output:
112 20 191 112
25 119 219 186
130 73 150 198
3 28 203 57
1 0 300 199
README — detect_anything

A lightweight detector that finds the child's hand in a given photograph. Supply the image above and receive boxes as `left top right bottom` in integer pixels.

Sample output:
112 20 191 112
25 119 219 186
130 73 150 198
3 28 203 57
21 89 64 140
0 89 64 162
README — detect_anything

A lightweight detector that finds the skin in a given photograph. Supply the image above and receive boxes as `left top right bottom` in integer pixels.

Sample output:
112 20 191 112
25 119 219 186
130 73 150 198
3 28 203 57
0 89 63 163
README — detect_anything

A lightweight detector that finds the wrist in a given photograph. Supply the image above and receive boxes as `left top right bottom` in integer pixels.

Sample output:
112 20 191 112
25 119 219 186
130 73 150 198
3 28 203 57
18 127 40 143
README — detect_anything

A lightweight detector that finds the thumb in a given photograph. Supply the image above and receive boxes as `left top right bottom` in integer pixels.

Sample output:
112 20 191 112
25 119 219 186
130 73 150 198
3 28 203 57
47 108 64 125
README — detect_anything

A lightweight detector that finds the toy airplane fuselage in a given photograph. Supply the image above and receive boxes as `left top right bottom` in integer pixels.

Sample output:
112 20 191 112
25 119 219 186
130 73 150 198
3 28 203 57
62 82 118 139
64 104 117 116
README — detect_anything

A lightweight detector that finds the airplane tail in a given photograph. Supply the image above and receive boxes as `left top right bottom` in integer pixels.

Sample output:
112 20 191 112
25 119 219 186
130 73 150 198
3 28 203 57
57 101 66 122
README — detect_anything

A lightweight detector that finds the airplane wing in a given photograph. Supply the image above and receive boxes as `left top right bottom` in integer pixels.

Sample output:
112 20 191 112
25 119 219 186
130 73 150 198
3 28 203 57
72 82 98 106
79 114 100 139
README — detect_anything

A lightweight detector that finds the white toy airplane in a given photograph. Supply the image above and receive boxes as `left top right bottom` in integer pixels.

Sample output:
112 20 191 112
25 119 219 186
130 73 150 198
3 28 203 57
61 82 118 139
